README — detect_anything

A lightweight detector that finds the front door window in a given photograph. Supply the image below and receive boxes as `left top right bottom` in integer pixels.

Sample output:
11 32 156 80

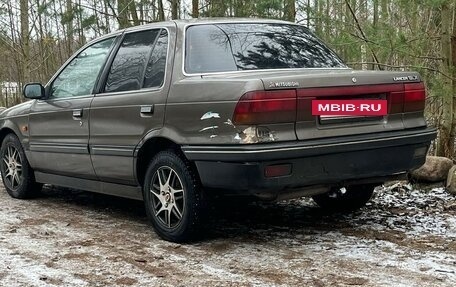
50 38 115 99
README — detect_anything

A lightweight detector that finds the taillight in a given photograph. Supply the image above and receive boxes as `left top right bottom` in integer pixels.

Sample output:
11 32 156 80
390 82 426 113
403 82 426 112
389 91 404 114
233 90 296 125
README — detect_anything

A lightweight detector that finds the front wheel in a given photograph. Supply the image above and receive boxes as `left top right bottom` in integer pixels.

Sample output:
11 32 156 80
312 184 377 212
0 134 42 198
143 150 205 242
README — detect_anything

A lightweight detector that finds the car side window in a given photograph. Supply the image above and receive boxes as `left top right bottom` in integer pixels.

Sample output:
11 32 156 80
143 29 168 89
104 29 160 93
50 38 115 99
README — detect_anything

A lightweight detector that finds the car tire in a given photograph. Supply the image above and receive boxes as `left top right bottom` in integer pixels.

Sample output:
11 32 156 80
143 150 205 242
312 184 376 212
0 134 42 199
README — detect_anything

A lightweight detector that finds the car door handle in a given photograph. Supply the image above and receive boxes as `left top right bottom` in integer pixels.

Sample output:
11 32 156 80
140 105 154 116
72 109 83 119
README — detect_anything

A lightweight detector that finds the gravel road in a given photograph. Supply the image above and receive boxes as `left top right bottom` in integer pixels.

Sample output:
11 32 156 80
0 183 455 286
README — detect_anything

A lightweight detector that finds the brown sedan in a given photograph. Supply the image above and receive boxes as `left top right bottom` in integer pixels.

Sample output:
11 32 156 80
0 19 436 242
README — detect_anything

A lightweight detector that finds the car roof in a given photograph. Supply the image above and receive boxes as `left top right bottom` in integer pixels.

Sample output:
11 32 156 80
95 18 296 43
124 17 293 32
172 17 292 26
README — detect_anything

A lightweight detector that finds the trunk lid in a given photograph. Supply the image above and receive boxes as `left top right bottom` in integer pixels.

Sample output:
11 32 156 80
204 69 425 144
258 69 424 140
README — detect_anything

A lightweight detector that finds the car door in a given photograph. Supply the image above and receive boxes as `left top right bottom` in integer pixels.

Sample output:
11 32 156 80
89 25 174 185
28 36 117 179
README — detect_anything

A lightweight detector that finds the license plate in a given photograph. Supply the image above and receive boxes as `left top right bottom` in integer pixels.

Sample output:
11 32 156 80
312 100 388 116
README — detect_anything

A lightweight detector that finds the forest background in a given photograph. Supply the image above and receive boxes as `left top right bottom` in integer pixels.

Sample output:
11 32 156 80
0 0 455 158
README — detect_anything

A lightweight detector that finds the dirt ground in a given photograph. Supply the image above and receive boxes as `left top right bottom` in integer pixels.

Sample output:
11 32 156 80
0 182 455 287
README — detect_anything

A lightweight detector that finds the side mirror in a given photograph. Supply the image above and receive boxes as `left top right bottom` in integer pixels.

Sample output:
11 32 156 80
23 83 45 99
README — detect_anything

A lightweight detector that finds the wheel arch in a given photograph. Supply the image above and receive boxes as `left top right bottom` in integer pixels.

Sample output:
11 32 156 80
0 124 21 146
0 119 29 148
0 127 16 143
0 122 35 167
135 136 184 187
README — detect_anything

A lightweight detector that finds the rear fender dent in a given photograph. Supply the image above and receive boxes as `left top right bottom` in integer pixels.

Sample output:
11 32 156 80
134 127 184 157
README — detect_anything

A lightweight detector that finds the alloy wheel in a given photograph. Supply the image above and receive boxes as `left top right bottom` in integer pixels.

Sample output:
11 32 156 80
2 145 23 189
150 166 185 228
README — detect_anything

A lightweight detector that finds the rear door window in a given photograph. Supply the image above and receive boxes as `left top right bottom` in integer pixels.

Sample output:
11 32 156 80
104 29 160 93
143 29 168 89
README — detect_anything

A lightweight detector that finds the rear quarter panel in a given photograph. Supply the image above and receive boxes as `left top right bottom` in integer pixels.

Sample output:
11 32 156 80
165 77 298 145
164 25 297 145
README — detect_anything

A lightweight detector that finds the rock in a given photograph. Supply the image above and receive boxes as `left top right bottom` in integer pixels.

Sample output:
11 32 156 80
446 165 456 195
444 203 456 211
344 277 369 285
410 156 454 183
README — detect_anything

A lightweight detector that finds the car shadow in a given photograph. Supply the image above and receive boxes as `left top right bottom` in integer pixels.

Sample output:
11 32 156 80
38 185 363 241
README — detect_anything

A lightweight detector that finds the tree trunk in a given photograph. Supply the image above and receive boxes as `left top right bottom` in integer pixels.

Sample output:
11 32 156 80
344 0 357 63
65 0 73 57
20 0 29 84
325 0 330 37
284 0 296 22
158 0 165 21
371 0 379 69
118 0 130 28
451 4 456 159
306 0 311 27
192 0 199 18
152 0 157 20
171 0 178 19
103 0 110 33
381 0 388 21
36 0 49 82
211 0 226 17
436 1 454 158
139 1 144 23
315 0 322 36
129 1 140 25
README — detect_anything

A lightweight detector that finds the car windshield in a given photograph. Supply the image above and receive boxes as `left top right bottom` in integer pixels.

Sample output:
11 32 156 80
185 23 346 74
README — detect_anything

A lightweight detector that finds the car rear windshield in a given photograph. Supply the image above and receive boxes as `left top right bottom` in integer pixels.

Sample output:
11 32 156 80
185 23 346 74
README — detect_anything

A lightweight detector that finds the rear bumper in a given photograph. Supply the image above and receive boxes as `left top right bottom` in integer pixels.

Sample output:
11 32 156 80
182 128 436 194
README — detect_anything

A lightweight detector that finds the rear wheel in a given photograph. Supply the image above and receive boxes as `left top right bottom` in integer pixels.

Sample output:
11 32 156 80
312 184 376 212
0 134 42 198
143 150 205 242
